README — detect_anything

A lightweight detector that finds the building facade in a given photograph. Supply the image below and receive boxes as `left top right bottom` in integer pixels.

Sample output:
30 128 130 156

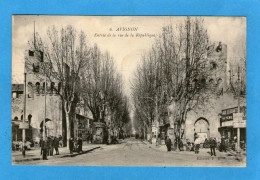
12 49 63 143
164 42 246 144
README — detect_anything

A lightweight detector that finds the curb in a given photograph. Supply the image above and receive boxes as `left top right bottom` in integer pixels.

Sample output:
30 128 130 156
61 147 100 158
13 146 100 163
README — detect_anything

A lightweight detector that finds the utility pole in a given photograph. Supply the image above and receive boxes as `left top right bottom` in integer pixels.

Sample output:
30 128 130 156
237 66 241 153
43 75 47 139
43 64 47 141
22 72 27 157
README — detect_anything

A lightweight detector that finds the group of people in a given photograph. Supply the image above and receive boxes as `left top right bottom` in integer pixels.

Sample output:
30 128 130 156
86 133 93 144
69 137 83 154
40 136 61 160
164 135 218 156
194 136 217 156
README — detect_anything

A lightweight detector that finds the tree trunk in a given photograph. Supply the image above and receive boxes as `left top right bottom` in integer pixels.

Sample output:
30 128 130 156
65 112 71 150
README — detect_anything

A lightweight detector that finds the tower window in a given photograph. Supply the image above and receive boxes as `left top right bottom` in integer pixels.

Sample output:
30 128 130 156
57 82 61 94
29 50 34 56
216 42 222 52
28 114 32 126
33 62 40 73
201 78 206 88
28 82 33 98
51 82 55 93
36 82 40 94
210 62 217 70
42 82 48 94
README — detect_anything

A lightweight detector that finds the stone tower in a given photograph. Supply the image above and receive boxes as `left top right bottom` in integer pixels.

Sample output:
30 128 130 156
185 42 228 143
24 49 63 141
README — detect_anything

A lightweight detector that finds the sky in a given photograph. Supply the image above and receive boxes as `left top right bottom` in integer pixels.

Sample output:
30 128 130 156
12 16 246 97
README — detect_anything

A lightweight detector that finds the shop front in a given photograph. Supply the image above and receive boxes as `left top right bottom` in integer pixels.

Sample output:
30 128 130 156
74 114 92 141
218 106 246 150
12 120 33 150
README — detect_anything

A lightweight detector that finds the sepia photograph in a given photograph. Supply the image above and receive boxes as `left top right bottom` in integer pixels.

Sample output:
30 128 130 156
11 15 246 167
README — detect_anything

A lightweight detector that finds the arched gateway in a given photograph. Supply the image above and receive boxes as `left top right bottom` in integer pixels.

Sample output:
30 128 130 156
194 117 210 142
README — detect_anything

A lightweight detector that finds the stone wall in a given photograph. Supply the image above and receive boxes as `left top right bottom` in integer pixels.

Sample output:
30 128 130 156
185 93 246 142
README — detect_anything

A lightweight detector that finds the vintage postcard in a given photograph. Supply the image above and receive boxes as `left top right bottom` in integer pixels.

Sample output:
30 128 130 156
12 16 246 167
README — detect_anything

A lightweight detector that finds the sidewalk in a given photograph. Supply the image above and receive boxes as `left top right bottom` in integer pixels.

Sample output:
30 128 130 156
12 143 103 163
142 140 246 161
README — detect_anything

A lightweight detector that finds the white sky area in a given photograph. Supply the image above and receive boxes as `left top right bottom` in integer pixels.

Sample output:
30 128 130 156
12 16 246 98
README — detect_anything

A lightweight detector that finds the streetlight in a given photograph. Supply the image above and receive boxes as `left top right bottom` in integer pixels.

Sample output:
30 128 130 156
22 72 27 157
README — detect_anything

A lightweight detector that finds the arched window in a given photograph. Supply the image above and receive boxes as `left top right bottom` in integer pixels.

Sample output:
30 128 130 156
57 82 61 94
216 42 222 52
21 115 23 120
217 78 223 95
28 82 34 98
35 82 40 94
51 82 55 93
217 78 223 87
42 82 48 94
210 62 217 70
33 62 40 73
28 114 32 126
14 116 18 120
209 79 215 89
201 78 206 89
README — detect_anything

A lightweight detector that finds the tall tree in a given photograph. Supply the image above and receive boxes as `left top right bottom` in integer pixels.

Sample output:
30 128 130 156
81 45 130 132
27 25 90 148
132 17 215 143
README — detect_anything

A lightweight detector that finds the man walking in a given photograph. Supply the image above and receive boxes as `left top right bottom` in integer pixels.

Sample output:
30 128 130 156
54 137 59 155
40 138 43 155
69 137 74 154
210 137 217 156
165 136 172 152
77 136 83 153
42 140 48 160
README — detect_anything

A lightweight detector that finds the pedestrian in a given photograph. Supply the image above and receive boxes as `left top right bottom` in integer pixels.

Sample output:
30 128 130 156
165 136 172 152
54 137 59 155
49 136 54 156
40 138 43 155
46 137 50 156
86 132 90 144
219 136 226 152
210 137 217 156
42 140 48 160
191 143 195 151
233 136 238 151
90 134 93 144
194 137 200 154
59 135 63 147
69 137 74 154
77 137 83 153
179 139 183 151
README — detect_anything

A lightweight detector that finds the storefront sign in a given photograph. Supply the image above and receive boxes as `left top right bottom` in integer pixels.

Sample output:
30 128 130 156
222 120 233 127
233 113 246 128
221 114 233 122
19 122 29 129
93 122 105 127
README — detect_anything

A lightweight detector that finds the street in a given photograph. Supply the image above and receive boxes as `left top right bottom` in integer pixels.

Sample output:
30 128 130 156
15 138 245 167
